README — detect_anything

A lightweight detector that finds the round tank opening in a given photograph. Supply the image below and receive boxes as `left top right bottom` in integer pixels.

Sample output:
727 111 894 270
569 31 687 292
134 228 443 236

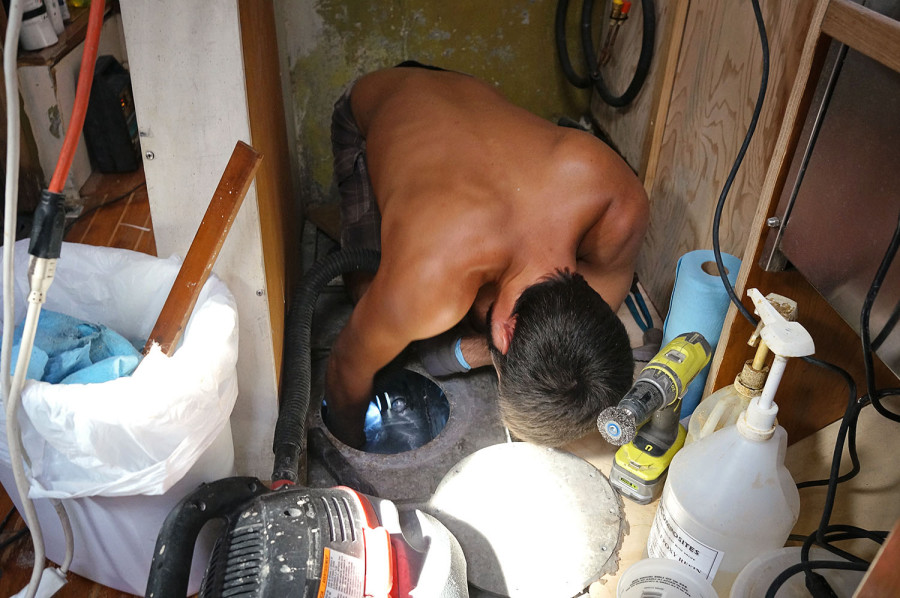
323 369 450 454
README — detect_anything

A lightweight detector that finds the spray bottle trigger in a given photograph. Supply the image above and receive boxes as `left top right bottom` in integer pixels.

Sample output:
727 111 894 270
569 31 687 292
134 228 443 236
748 289 814 358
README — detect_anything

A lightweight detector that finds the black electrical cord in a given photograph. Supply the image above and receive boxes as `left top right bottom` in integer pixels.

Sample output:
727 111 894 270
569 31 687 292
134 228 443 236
765 560 870 598
771 215 900 595
795 361 861 490
763 527 887 597
711 0 768 328
774 215 900 595
555 0 656 107
859 211 900 422
871 299 900 351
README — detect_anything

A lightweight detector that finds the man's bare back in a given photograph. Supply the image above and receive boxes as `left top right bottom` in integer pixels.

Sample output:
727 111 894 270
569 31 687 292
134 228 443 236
325 66 648 448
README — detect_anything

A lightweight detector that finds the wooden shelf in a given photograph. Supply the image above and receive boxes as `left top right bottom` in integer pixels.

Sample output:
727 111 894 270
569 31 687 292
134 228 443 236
16 4 110 68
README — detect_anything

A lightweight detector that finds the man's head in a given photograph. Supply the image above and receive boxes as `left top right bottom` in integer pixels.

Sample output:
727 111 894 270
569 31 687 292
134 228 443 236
489 270 634 447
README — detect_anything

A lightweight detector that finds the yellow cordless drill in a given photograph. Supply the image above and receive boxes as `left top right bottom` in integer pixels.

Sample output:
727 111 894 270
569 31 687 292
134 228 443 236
597 332 712 504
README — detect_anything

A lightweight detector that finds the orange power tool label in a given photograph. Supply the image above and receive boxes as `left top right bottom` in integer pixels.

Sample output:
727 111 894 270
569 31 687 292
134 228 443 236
317 547 364 598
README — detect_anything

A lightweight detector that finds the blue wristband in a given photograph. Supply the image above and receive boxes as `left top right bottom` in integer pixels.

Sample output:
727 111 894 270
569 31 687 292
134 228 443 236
454 337 472 371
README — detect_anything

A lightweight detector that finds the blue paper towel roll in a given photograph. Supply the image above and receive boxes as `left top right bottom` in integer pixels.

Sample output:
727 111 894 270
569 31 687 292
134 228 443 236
662 250 741 417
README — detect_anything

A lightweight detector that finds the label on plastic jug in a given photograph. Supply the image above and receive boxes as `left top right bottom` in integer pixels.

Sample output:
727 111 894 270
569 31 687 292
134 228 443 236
647 499 724 580
317 548 364 598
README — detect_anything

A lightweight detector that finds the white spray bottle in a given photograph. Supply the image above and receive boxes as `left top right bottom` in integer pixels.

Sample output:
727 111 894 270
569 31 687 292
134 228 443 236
646 287 814 596
685 292 798 445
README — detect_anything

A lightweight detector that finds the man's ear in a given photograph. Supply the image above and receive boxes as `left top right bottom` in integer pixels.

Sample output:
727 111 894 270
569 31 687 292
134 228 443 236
493 314 517 355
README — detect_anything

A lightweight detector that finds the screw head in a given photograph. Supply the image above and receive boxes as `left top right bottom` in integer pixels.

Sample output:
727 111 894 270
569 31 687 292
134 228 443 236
145 150 155 160
766 216 781 228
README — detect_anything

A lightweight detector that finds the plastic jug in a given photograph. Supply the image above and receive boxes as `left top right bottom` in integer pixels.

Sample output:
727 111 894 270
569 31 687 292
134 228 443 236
646 288 814 596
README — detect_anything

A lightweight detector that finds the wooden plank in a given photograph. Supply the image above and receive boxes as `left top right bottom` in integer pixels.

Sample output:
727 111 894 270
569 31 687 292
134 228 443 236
855 519 900 598
110 192 152 252
641 0 690 194
143 141 262 356
823 0 900 74
134 208 157 256
238 0 299 387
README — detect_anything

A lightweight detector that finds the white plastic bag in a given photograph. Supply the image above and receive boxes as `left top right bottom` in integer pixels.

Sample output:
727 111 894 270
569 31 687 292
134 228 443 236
0 240 239 499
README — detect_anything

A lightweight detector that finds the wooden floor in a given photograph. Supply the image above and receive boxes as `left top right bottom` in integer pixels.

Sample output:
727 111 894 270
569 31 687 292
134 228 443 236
63 167 156 257
0 168 154 598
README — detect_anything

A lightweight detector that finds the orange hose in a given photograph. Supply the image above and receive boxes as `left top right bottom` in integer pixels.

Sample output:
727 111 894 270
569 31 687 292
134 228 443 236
48 0 107 193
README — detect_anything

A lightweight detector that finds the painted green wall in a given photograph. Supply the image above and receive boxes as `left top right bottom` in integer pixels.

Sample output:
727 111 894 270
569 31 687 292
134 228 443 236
277 0 593 207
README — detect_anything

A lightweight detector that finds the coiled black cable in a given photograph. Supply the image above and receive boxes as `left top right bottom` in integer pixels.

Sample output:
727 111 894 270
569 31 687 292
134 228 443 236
555 0 656 107
555 0 591 89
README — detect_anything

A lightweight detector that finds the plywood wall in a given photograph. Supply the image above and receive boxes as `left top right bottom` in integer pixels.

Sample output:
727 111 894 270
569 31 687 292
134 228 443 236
276 0 595 209
609 0 818 313
590 0 688 178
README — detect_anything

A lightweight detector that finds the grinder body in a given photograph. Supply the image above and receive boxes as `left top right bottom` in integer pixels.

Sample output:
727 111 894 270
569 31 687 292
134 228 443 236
145 477 468 598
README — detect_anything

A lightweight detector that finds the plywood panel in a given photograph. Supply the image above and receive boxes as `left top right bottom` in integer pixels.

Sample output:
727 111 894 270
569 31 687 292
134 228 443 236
637 0 817 313
590 0 688 179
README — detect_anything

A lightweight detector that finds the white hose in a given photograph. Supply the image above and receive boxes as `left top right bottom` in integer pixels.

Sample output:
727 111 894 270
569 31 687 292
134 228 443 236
50 499 73 573
7 300 45 598
4 4 73 595
3 0 23 405
2 5 45 598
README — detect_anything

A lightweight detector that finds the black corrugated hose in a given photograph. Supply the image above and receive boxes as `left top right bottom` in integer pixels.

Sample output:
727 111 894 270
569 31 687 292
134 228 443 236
555 0 656 107
272 248 381 485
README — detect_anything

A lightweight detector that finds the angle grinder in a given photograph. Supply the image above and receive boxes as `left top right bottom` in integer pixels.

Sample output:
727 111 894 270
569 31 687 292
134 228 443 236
597 331 711 504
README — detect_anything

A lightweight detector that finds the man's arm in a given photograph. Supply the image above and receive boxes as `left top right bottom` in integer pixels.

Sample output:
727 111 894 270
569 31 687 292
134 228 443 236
325 254 479 447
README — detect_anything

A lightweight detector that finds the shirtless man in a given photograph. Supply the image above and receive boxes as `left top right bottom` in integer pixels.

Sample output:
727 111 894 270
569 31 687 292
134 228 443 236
325 63 649 449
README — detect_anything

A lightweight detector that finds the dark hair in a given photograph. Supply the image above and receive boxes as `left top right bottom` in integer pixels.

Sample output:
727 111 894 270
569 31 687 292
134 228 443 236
491 270 633 446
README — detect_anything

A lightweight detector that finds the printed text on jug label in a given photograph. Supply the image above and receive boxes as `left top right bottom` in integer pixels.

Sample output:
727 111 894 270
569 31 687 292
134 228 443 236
647 499 724 580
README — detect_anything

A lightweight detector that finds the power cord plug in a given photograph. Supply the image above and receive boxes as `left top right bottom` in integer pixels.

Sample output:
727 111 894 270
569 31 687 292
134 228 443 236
28 190 66 260
805 570 839 598
27 257 57 306
26 189 65 306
